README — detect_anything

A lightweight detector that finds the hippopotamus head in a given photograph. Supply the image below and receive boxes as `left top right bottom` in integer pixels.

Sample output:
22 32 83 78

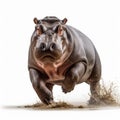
32 16 69 64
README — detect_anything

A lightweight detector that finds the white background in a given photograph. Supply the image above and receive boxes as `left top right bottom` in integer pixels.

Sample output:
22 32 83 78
0 0 120 119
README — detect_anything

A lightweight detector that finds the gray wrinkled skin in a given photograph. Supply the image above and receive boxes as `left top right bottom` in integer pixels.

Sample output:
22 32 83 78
28 16 101 105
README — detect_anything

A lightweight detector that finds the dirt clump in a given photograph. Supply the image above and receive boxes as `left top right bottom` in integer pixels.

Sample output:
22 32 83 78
23 102 85 110
94 81 119 106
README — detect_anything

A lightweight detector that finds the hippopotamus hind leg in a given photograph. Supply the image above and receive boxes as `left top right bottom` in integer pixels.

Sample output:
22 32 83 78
87 49 101 105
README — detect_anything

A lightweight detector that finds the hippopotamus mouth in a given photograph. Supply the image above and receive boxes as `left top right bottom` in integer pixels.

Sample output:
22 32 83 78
42 54 56 60
34 47 62 62
40 52 61 62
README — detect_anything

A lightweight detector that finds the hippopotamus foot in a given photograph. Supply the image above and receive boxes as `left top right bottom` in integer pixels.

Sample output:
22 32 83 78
89 94 101 105
89 95 105 105
29 68 54 105
39 83 54 105
88 81 102 105
62 77 76 93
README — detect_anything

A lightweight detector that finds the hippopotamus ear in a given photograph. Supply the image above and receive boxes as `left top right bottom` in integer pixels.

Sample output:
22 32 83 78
62 18 67 24
33 17 40 24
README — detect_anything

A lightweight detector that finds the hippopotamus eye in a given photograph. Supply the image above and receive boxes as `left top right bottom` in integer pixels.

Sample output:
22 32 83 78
58 26 64 36
35 25 43 35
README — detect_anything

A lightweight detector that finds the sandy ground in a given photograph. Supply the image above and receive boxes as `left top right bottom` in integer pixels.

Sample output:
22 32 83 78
3 101 120 110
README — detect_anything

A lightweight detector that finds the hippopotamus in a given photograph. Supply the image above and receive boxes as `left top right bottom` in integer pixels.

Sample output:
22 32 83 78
28 16 101 105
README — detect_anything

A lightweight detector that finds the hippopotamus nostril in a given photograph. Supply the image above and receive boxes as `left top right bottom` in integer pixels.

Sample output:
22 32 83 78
50 43 56 51
40 42 46 51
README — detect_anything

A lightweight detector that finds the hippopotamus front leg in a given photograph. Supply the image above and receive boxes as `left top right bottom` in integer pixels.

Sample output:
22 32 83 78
62 62 85 93
29 68 54 104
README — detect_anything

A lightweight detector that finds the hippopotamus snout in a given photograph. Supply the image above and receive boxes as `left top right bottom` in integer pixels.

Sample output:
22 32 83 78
40 42 57 52
35 36 63 63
